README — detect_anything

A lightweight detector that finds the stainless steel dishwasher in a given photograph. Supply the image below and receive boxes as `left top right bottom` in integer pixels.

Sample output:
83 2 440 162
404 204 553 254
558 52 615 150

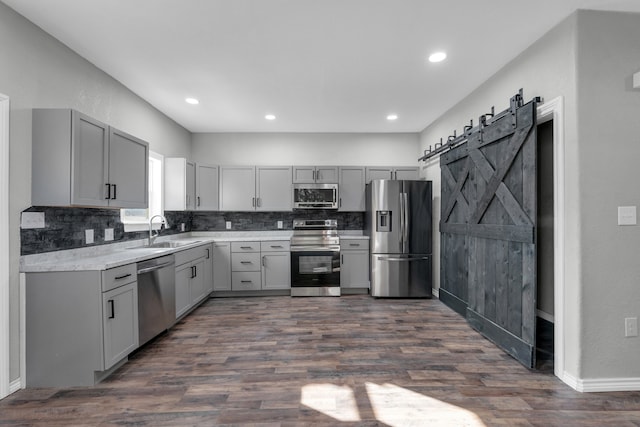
136 254 176 346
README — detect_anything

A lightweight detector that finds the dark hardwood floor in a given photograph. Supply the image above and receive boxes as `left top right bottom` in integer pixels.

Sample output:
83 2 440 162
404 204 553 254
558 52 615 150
2 295 640 426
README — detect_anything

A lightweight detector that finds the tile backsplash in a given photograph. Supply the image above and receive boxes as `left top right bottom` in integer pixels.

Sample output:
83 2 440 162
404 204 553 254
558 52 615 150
20 207 363 255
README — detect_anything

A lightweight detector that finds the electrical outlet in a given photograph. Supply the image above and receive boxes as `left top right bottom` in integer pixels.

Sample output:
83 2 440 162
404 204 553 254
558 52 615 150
85 229 94 245
104 228 114 241
625 317 638 337
277 220 283 229
226 221 232 230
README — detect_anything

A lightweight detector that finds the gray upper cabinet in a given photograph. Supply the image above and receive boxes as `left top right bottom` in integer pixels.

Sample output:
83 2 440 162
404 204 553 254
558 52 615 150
293 166 338 184
220 166 292 211
32 109 148 208
219 166 256 211
338 166 365 211
365 166 420 183
196 164 219 210
165 159 218 211
256 166 292 211
108 128 149 208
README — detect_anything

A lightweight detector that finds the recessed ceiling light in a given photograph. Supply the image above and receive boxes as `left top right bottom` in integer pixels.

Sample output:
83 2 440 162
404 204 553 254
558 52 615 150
428 52 447 63
387 114 398 121
265 114 276 120
185 97 199 105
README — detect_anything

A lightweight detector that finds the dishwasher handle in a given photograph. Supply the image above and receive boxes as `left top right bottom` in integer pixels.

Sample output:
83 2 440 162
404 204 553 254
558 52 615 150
137 261 175 275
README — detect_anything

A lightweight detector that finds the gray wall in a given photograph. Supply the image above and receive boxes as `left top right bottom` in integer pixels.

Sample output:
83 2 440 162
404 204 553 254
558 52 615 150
575 11 640 379
192 132 420 166
420 10 640 382
0 2 191 382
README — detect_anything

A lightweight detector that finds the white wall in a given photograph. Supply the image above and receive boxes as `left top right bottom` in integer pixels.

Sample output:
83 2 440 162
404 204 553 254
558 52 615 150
419 13 581 378
575 11 640 380
0 2 191 382
192 133 420 166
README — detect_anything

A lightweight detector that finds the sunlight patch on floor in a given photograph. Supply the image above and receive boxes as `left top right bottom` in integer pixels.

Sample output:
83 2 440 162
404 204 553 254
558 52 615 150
300 383 361 422
365 382 486 427
301 382 486 426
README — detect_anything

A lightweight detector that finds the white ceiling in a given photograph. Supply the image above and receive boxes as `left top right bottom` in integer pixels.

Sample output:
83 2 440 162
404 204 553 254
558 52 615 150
4 0 640 133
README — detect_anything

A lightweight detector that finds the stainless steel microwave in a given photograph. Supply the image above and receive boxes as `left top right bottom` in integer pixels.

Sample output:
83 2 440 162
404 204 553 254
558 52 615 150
293 183 338 209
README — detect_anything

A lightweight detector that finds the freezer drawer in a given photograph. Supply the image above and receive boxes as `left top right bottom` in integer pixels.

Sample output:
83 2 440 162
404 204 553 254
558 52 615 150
370 254 432 298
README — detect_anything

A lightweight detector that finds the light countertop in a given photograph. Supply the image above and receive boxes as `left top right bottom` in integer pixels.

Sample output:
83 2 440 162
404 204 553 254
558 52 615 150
21 230 367 272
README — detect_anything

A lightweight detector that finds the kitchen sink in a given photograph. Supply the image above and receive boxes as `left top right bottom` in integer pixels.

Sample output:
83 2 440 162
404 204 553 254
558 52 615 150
127 240 202 249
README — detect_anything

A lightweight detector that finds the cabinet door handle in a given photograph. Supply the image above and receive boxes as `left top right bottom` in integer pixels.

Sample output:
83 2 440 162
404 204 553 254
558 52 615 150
114 273 132 280
105 183 111 199
108 300 115 319
197 196 201 207
339 198 342 208
312 170 315 181
111 184 117 200
341 254 344 264
257 197 261 208
262 256 265 267
252 197 256 207
206 248 210 259
194 265 197 277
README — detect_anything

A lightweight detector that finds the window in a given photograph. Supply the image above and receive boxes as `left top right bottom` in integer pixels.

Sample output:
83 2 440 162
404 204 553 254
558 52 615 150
121 151 163 231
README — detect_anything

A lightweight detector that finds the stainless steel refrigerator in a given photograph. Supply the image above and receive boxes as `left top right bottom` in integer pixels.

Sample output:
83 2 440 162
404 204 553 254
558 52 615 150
365 179 432 297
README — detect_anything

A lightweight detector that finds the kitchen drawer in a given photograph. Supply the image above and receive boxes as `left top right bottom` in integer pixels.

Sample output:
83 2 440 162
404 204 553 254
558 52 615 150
175 244 209 266
340 239 369 251
102 263 137 292
232 252 261 271
231 241 260 252
260 241 290 252
232 272 262 291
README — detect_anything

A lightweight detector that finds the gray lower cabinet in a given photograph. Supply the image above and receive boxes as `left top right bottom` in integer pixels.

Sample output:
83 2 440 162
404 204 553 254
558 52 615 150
25 263 139 387
261 241 291 290
175 244 213 319
229 240 290 291
340 239 370 290
231 241 261 290
212 242 232 291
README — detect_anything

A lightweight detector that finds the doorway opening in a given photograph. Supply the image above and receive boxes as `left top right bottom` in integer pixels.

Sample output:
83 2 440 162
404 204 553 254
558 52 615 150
536 118 554 371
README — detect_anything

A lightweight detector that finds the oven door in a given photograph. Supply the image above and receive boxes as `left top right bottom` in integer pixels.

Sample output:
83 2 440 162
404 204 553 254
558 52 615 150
290 246 340 296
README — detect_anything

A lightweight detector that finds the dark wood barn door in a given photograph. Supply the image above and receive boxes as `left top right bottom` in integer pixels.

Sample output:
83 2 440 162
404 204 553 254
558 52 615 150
440 100 538 367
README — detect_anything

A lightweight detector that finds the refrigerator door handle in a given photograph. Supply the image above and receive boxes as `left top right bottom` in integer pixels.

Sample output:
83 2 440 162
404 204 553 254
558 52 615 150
403 192 409 253
399 191 405 252
376 256 430 262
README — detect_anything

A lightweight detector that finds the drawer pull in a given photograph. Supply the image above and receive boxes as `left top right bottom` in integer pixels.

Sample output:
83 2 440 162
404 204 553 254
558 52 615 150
240 261 252 264
270 245 283 249
240 246 253 249
349 243 360 247
114 273 132 280
241 280 252 283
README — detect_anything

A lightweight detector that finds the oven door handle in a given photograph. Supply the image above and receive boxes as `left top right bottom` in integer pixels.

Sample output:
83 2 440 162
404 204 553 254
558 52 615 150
291 246 340 252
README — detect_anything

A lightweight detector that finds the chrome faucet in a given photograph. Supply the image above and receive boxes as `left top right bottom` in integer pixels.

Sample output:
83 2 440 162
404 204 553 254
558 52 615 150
149 215 169 246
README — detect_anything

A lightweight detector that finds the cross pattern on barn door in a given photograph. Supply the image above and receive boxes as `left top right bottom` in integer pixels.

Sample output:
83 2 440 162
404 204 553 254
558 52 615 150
467 124 535 230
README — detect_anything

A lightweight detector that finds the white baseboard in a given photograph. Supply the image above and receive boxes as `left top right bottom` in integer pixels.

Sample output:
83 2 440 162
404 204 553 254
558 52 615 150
9 378 21 394
559 371 640 392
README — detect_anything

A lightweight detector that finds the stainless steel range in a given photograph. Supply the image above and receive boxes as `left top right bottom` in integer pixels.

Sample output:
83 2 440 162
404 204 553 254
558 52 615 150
290 219 341 296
